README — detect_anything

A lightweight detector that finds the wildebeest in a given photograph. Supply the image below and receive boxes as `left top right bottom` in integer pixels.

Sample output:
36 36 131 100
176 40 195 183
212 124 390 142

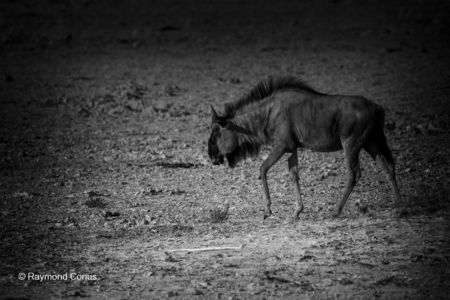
208 76 400 221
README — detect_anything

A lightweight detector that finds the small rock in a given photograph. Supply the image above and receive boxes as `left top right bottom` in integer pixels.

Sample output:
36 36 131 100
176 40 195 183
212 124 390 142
167 290 178 297
65 290 87 297
338 277 354 285
125 99 143 111
186 287 203 295
298 254 315 261
195 280 209 288
247 283 265 295
404 167 414 173
107 106 123 115
144 214 155 225
385 121 396 130
223 258 241 267
426 122 441 133
164 252 179 262
355 199 368 214
142 106 156 117
13 191 32 199
411 253 425 262
153 100 171 112
104 211 120 218
164 84 183 96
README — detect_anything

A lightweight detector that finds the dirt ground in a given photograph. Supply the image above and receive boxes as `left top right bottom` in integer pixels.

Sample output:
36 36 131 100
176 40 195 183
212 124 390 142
1 0 450 299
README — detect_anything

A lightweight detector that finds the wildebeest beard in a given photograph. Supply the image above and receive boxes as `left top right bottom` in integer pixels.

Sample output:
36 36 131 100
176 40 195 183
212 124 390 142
225 137 261 168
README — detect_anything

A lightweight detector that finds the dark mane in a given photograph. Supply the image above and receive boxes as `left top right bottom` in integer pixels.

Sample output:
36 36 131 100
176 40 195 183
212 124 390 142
223 76 322 118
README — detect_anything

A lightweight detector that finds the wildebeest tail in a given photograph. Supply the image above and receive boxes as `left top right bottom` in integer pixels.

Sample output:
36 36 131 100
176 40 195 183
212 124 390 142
374 104 395 163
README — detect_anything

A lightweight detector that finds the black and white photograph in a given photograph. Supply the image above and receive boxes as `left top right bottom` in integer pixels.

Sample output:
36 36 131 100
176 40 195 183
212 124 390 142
0 0 449 298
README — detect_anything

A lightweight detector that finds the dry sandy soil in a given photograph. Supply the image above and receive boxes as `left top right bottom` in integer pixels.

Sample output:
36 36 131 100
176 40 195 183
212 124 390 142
1 0 449 299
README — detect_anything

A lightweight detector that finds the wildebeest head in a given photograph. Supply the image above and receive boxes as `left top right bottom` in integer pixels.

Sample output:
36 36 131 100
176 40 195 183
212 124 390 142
208 105 239 168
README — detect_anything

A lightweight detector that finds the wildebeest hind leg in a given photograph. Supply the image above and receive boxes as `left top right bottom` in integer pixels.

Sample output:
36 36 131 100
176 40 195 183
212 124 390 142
260 146 286 219
363 137 401 207
334 139 361 217
288 151 303 222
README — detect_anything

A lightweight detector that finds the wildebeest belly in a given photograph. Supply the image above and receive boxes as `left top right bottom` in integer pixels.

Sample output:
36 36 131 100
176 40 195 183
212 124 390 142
296 133 343 152
290 98 344 152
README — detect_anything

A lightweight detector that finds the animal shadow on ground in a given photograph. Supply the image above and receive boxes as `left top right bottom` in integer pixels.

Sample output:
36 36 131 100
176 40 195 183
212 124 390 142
154 162 201 169
401 183 449 216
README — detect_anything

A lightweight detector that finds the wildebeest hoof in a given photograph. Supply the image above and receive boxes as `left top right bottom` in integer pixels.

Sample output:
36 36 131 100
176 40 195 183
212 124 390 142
264 211 279 220
395 207 408 218
295 205 304 215
285 216 299 224
263 208 272 219
332 211 341 218
263 213 271 220
264 215 280 221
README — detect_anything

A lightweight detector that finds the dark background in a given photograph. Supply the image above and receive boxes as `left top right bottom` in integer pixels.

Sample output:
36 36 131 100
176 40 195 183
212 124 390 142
1 0 449 298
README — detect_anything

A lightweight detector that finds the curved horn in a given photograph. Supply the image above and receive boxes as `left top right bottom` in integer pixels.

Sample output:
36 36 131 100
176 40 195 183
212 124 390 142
211 105 219 124
225 121 253 135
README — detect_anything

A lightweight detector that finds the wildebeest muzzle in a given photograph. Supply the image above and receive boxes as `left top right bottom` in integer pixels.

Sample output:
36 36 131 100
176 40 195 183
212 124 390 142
212 155 225 165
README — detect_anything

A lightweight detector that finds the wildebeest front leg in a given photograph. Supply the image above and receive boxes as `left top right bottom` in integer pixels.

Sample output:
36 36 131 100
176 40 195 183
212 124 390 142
288 151 303 222
260 146 286 219
334 139 362 217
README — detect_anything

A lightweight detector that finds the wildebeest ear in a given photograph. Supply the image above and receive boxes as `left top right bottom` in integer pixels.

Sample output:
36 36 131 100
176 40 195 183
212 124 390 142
211 105 219 124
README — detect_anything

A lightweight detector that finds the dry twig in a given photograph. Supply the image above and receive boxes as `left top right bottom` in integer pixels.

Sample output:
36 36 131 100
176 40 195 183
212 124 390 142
165 245 243 253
